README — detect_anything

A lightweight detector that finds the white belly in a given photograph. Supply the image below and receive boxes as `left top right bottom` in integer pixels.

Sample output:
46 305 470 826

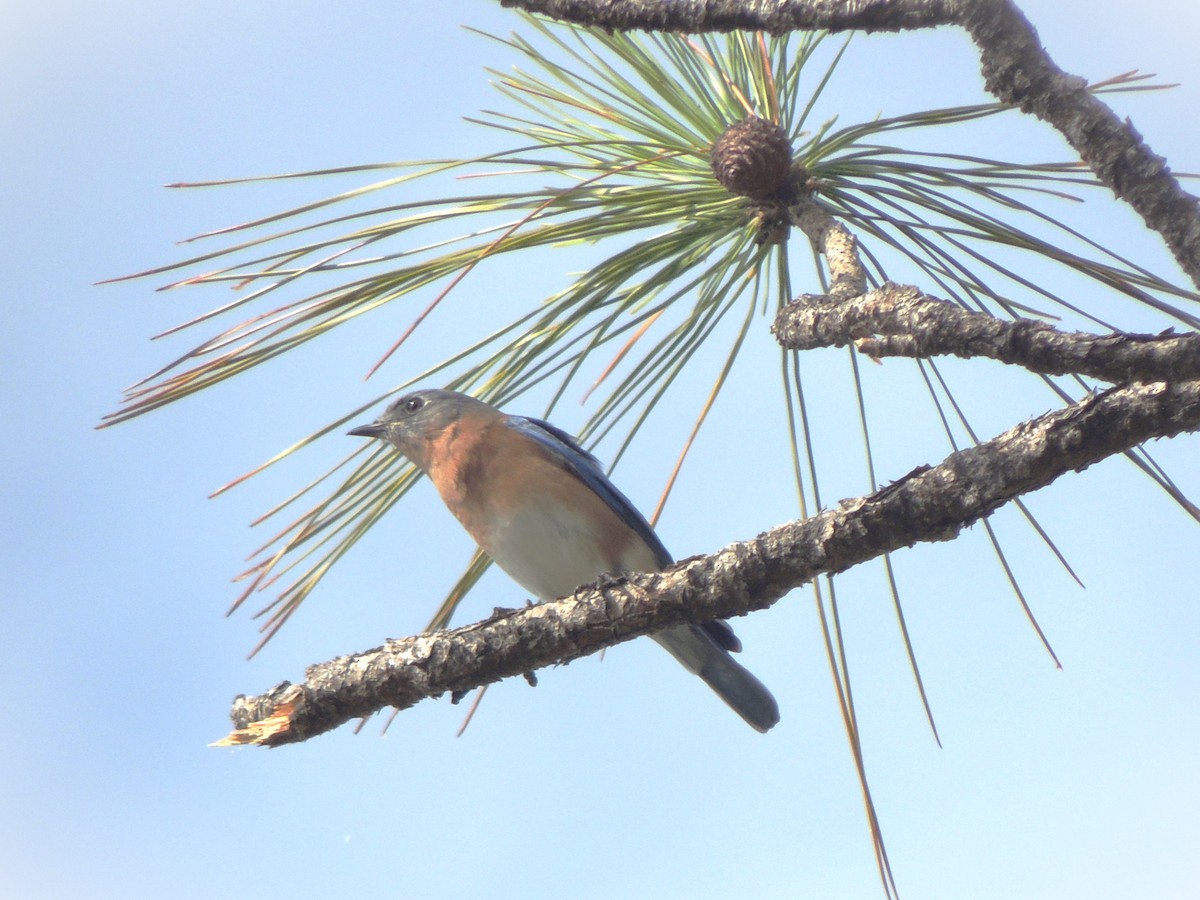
486 500 657 602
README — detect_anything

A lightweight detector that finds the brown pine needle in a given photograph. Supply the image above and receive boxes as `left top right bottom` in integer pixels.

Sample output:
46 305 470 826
581 309 664 404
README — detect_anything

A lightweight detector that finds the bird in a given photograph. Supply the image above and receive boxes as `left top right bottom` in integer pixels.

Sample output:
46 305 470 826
349 388 779 732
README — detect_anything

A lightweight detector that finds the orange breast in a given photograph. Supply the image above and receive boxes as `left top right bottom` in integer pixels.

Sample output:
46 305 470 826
428 417 659 600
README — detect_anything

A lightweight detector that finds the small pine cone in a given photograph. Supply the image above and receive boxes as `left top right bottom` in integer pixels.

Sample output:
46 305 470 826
710 116 793 200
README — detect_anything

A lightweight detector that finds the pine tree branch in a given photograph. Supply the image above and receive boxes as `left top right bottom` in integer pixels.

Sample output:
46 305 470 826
789 190 868 301
772 282 1200 382
218 376 1200 747
499 0 959 34
499 0 1200 287
776 192 1200 383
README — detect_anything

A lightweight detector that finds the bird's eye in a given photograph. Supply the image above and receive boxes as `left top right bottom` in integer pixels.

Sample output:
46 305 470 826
404 396 424 413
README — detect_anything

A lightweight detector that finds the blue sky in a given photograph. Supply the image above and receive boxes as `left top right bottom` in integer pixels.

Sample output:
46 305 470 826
3 2 1199 898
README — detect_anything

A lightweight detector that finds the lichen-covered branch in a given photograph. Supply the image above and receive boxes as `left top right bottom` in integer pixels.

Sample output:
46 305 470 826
789 191 867 301
772 282 1200 382
500 0 1200 287
499 0 959 34
959 2 1200 289
219 377 1200 747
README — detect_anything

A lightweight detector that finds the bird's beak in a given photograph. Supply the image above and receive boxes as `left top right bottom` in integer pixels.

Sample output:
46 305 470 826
348 422 387 439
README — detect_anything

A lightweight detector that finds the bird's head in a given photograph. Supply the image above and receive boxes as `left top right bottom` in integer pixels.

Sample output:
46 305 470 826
348 389 490 469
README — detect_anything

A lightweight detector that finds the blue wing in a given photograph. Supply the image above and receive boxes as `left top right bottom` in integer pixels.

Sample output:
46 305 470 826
507 415 673 569
506 415 742 654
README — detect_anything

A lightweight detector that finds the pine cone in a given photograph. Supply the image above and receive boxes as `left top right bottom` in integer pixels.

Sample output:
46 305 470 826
710 116 793 200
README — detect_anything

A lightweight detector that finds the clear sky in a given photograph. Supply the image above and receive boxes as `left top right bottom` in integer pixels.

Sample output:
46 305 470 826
3 2 1198 898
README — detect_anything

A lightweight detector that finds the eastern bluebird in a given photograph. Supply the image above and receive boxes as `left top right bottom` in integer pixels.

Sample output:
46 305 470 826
350 389 779 732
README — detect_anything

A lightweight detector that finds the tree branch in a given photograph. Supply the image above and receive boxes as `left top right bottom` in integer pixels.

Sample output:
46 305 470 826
789 190 868 301
959 2 1200 289
500 0 1200 287
219 377 1200 747
499 0 959 34
772 282 1200 382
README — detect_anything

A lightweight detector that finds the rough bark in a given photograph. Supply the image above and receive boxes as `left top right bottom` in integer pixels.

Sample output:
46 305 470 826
773 283 1200 382
789 192 868 301
499 0 960 34
220 377 1200 746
